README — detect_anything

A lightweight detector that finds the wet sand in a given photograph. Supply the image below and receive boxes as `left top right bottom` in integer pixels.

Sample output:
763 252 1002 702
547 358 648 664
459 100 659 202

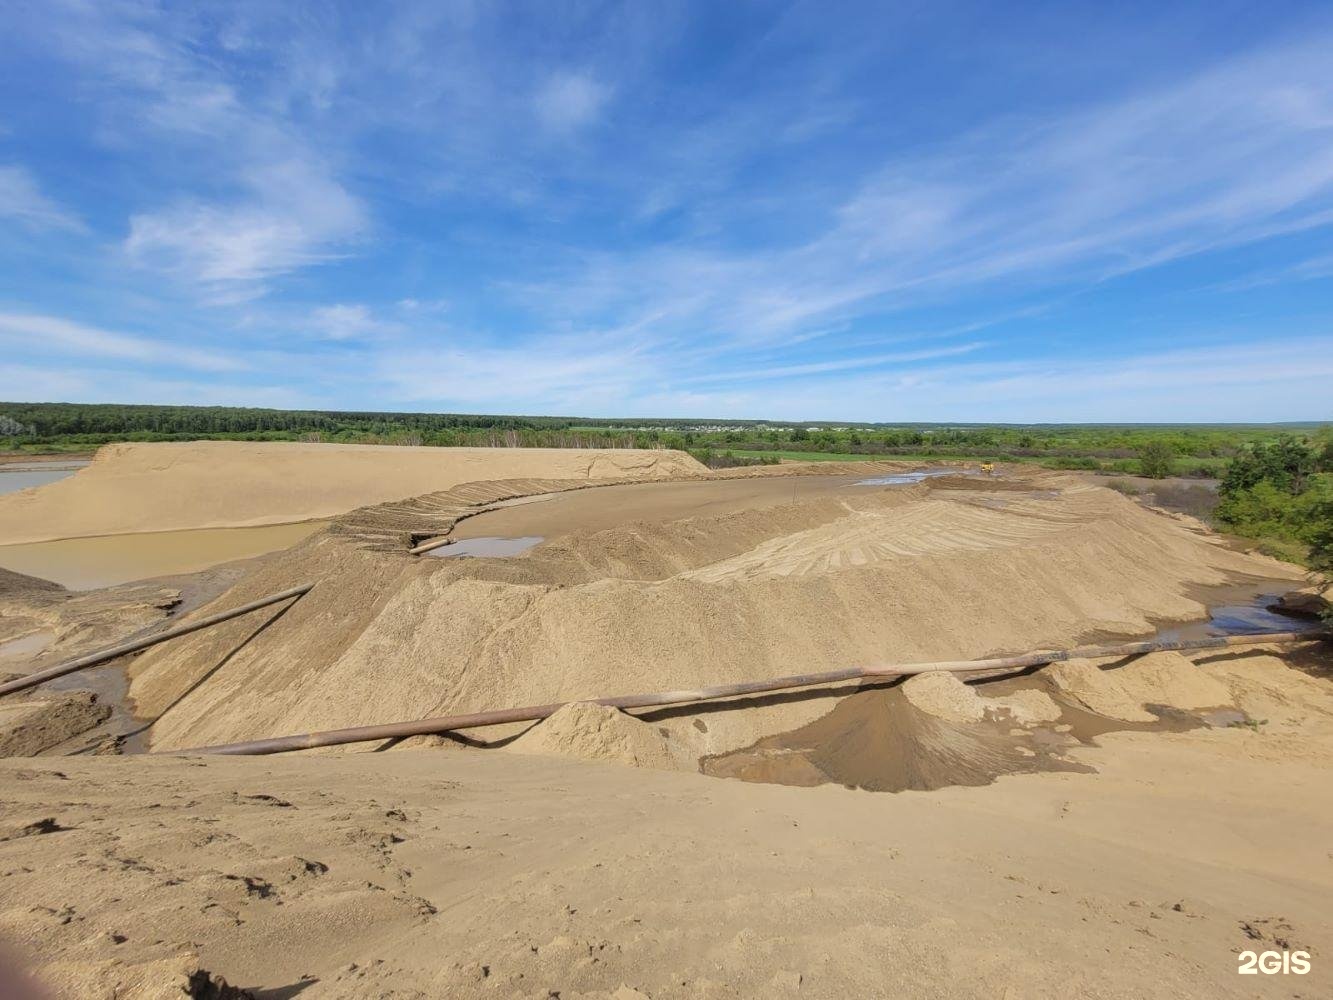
0 521 325 590
449 474 870 542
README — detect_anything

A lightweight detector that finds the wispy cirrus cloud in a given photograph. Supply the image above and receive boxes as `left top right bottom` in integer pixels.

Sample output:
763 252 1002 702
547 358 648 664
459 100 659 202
0 166 85 233
514 29 1333 346
0 313 245 372
626 336 1333 423
26 1 366 301
125 159 365 299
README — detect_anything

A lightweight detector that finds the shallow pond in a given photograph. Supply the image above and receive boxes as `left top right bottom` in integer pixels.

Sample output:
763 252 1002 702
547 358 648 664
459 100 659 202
0 521 326 590
427 535 545 558
856 469 979 486
0 460 89 496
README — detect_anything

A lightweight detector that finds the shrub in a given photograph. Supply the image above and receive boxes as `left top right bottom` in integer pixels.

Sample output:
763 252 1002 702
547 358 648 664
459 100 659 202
1216 474 1332 561
1137 441 1175 479
1221 437 1316 496
1309 497 1333 572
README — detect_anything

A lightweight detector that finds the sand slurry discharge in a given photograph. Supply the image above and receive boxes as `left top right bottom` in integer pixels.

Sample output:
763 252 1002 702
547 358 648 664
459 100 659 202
1 449 1331 998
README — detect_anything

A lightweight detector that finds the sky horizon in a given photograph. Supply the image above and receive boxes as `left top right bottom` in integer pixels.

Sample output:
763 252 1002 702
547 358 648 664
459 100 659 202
3 2 1333 423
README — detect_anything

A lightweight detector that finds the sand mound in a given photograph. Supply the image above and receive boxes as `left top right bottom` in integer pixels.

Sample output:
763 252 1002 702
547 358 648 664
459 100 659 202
1198 651 1333 729
0 441 706 544
704 685 1092 792
1043 660 1158 722
1045 651 1235 722
902 673 1064 726
507 702 691 771
902 672 985 723
1114 651 1234 710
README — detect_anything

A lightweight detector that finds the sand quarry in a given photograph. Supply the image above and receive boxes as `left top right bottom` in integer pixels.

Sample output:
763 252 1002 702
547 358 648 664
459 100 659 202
0 441 1331 999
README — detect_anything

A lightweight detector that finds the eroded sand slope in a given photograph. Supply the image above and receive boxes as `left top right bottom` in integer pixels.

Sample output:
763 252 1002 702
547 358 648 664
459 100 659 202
0 441 706 544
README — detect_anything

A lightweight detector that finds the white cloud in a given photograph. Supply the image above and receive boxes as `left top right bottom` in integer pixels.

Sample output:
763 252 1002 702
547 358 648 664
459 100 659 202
374 332 647 410
534 71 610 133
627 338 1333 422
518 31 1333 346
0 165 85 233
0 313 245 372
125 159 365 298
309 303 383 341
681 342 989 384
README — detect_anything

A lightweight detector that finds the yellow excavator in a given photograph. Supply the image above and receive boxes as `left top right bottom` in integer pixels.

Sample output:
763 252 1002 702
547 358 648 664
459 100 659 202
980 462 995 475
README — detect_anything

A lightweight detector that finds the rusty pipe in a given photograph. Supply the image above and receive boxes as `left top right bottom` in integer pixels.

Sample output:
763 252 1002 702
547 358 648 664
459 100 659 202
0 584 314 698
173 627 1325 756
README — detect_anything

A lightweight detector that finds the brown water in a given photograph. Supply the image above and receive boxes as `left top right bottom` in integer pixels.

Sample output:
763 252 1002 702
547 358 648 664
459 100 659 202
0 521 326 590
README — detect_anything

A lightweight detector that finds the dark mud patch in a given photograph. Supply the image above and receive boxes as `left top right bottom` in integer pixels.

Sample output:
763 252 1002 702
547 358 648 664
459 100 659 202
702 685 1092 793
702 673 1250 793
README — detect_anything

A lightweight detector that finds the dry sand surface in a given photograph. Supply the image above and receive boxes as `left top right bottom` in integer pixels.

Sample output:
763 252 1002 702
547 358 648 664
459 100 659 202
0 457 1331 997
2 644 1332 999
0 441 706 544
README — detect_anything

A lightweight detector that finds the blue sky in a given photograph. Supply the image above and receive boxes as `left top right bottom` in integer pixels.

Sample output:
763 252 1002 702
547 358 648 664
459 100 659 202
2 1 1332 422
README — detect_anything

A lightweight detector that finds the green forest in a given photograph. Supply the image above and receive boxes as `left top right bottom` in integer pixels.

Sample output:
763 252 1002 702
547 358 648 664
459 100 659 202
2 400 1328 475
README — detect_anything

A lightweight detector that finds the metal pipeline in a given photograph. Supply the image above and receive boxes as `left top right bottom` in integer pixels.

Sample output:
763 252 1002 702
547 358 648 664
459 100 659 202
174 627 1326 756
0 583 314 698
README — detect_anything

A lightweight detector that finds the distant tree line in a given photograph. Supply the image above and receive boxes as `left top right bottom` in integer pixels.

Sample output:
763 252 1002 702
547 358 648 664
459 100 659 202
2 402 1328 483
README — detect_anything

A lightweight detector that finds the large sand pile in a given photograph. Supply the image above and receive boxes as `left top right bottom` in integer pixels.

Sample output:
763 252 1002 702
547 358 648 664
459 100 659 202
125 478 1304 756
0 441 706 544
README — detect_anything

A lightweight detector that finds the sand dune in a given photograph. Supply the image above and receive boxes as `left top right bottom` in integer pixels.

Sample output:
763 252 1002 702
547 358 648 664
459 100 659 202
0 441 706 545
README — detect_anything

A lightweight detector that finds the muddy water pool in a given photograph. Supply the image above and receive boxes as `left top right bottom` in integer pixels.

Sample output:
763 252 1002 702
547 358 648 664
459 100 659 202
0 521 326 590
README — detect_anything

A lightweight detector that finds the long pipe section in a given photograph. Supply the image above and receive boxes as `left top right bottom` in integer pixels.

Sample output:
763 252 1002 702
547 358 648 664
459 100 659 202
0 584 314 698
177 627 1325 756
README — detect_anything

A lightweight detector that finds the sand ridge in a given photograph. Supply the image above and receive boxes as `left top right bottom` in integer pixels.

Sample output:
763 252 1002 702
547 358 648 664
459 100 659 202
0 441 708 544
